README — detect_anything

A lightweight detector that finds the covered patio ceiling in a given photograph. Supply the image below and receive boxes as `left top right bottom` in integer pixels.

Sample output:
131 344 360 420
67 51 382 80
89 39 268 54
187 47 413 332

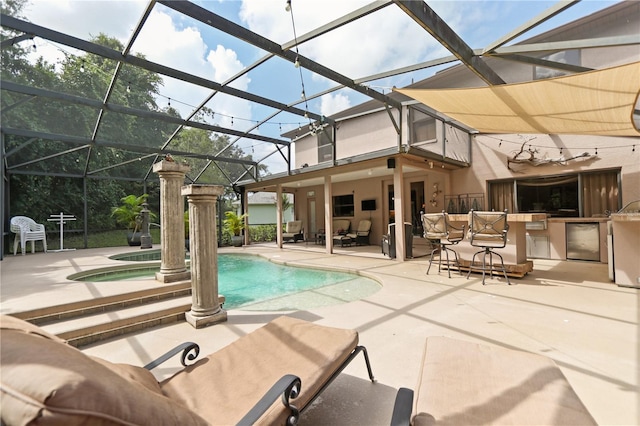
1 0 637 188
242 149 450 194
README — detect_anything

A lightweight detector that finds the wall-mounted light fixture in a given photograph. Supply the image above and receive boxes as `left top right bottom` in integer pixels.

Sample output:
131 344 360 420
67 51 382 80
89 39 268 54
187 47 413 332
429 183 442 207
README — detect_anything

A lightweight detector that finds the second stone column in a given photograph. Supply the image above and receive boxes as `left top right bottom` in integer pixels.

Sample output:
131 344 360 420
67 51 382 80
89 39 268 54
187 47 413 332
182 184 227 328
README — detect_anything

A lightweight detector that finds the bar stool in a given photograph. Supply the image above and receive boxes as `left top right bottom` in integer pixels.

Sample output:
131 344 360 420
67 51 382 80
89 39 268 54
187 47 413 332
466 210 511 285
422 212 465 278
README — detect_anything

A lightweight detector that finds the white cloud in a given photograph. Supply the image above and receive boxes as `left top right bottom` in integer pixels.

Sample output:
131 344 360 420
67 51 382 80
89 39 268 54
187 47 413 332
207 44 251 89
320 93 351 117
19 1 253 125
24 0 146 40
133 9 253 124
239 0 440 86
23 0 146 69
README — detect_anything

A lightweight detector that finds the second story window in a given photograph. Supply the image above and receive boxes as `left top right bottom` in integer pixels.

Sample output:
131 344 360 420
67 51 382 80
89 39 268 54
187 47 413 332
317 128 333 162
410 108 436 144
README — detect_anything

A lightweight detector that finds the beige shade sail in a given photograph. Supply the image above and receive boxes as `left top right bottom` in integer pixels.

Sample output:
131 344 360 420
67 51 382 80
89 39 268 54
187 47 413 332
395 61 640 136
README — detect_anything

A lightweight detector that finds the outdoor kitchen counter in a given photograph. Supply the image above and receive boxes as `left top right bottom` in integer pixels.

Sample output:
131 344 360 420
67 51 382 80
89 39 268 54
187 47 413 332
547 217 610 222
446 213 547 277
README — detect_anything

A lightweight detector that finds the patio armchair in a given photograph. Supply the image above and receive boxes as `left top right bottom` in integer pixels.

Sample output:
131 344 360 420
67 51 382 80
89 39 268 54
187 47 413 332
422 212 465 278
346 219 372 246
1 314 375 425
390 336 596 426
10 216 47 256
316 219 351 245
282 220 304 242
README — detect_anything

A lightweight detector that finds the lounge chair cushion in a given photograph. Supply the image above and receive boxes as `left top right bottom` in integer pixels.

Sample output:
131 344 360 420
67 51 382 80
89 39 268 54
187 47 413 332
0 315 208 426
412 336 596 426
285 220 302 234
283 220 304 241
332 219 351 234
160 315 359 425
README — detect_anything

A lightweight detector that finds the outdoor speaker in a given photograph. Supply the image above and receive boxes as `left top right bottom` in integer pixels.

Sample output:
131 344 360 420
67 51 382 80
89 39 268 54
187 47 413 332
387 158 395 169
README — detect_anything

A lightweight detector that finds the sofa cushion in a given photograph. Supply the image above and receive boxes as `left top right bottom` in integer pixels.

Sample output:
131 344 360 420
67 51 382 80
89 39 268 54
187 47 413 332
0 315 208 426
412 336 597 426
160 315 359 425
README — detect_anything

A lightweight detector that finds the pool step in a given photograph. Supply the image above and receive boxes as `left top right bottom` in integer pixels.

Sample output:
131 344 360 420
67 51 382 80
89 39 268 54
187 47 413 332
41 296 193 348
12 282 193 347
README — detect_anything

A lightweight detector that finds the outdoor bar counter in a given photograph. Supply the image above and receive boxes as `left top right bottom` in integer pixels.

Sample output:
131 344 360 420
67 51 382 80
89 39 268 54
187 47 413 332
447 213 548 277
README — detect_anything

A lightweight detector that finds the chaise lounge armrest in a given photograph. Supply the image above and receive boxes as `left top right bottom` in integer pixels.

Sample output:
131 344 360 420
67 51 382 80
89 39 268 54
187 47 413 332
390 387 413 426
237 374 302 426
144 342 305 425
144 342 200 370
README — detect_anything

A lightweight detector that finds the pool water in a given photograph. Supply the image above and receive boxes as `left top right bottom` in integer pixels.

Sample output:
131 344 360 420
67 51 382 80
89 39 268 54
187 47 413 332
77 254 381 311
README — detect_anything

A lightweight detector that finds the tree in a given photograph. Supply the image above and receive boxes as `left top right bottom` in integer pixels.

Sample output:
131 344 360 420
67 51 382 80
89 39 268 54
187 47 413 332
3 2 169 232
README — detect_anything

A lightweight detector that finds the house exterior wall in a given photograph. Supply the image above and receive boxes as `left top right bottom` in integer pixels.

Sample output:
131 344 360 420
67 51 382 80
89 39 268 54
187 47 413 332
335 110 399 160
236 193 294 225
281 2 638 263
295 109 400 168
293 168 450 245
295 135 318 168
451 134 640 205
242 204 293 225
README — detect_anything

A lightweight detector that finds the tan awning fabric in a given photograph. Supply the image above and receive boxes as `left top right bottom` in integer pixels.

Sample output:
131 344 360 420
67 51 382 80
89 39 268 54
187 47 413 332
394 61 640 136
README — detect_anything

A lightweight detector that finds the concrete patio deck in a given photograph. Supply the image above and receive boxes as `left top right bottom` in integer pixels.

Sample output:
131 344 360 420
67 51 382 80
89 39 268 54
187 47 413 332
1 243 638 425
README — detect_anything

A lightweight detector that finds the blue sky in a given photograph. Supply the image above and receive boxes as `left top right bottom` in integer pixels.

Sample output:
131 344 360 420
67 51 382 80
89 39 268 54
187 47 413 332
18 0 620 169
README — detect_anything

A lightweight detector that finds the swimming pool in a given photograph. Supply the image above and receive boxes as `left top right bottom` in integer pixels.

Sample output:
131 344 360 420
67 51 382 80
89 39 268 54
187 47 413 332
71 253 381 311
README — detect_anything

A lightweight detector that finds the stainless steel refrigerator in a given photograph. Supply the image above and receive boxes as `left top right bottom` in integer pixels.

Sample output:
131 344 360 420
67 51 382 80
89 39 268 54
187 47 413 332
566 223 600 261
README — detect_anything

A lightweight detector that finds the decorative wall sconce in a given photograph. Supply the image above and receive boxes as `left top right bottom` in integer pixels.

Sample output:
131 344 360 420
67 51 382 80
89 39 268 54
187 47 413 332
429 183 442 207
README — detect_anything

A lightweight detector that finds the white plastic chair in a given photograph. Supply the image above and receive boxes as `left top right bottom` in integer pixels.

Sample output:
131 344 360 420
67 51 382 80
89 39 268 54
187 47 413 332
10 216 48 255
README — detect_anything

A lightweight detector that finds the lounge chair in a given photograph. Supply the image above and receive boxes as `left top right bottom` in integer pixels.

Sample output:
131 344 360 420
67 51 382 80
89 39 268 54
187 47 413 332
390 336 596 426
317 219 351 245
283 220 304 242
10 216 47 255
346 219 372 245
1 314 375 425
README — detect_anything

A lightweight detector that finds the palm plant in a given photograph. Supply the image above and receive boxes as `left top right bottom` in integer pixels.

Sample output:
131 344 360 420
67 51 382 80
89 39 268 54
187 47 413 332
111 194 154 244
223 211 248 236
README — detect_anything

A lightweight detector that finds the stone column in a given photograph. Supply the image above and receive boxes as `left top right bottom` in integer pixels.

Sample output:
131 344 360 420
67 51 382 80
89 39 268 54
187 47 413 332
182 184 227 328
153 160 191 283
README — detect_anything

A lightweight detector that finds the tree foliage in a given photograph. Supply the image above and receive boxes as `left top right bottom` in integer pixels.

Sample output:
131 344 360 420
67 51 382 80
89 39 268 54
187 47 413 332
3 0 266 240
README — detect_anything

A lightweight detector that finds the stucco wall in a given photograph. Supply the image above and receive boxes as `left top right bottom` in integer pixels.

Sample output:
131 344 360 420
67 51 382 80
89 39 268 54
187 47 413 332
295 135 318 168
336 110 399 159
293 168 450 246
450 134 640 208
